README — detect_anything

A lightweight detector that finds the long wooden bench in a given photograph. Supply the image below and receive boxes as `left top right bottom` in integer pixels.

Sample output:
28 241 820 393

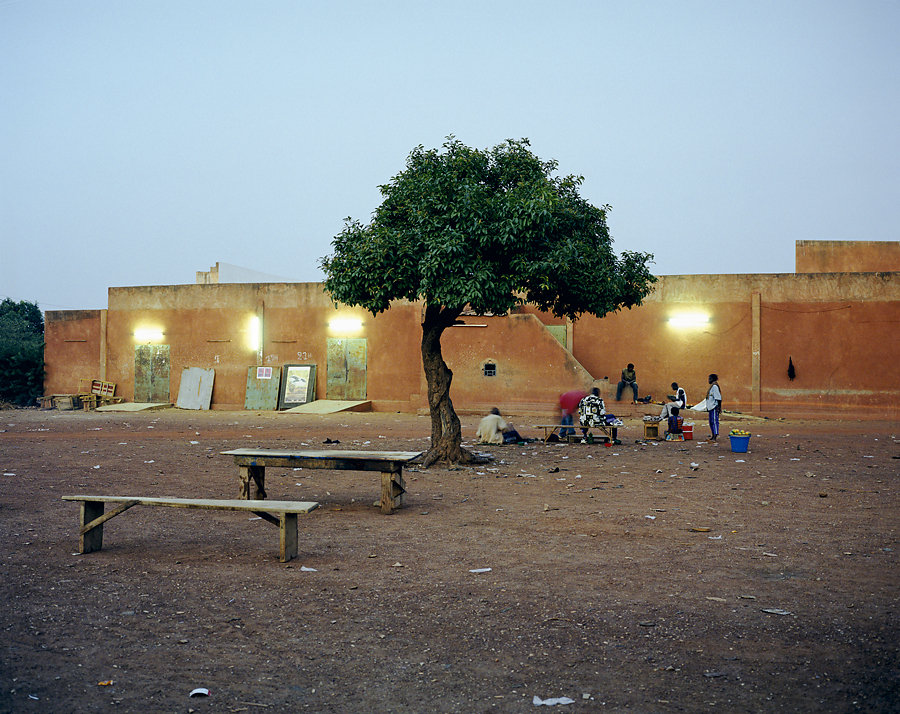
534 423 622 444
62 496 319 562
221 449 423 514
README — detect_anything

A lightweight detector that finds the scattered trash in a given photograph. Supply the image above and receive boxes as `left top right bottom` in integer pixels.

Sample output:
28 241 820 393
92 465 101 469
735 459 745 463
533 695 575 706
189 687 211 697
761 608 792 616
469 568 492 573
189 440 199 445
703 671 726 678
763 552 778 557
2 472 14 476
708 535 722 540
323 438 341 444
98 680 114 686
739 595 757 600
392 562 404 567
690 527 711 532
300 566 317 572
706 596 727 602
645 515 656 520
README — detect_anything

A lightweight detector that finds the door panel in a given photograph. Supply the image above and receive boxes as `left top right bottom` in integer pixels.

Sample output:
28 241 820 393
326 338 366 400
134 345 170 402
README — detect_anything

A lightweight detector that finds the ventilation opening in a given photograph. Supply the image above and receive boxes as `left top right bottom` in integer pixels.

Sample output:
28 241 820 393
483 362 496 377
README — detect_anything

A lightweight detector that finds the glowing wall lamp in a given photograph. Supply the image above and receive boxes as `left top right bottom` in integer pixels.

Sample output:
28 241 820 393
328 317 364 335
667 312 710 328
247 315 262 352
133 327 165 343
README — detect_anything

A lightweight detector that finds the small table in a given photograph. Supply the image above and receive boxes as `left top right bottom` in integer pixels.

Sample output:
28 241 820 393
221 449 423 514
534 424 621 443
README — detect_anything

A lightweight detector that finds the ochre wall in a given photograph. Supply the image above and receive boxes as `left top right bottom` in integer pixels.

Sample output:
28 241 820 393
796 240 900 273
44 271 899 418
44 310 103 395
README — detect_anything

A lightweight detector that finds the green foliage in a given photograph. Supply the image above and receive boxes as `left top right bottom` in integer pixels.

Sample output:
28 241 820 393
0 299 45 406
321 137 657 320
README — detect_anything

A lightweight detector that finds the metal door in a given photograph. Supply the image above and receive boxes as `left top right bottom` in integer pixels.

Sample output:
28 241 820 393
134 345 170 402
326 338 367 400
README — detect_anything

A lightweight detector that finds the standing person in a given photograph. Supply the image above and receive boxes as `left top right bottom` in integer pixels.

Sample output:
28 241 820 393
559 389 587 438
659 382 687 419
616 364 638 402
706 374 722 441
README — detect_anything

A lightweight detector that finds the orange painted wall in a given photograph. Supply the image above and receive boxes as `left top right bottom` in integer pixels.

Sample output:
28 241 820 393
441 314 595 412
44 270 899 418
44 310 103 395
796 240 900 273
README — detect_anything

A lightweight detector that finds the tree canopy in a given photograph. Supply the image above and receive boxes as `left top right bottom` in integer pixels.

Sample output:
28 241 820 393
321 137 655 321
0 299 44 406
320 137 656 464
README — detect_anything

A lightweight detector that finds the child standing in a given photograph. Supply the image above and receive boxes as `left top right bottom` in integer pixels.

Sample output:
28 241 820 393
706 374 722 441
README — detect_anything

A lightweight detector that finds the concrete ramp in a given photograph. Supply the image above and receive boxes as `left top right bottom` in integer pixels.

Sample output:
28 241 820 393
96 402 172 412
281 400 371 414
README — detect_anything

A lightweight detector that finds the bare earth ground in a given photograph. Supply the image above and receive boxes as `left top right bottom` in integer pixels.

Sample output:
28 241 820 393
0 407 897 713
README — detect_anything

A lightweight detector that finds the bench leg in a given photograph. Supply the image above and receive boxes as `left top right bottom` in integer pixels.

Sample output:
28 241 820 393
380 469 406 514
80 501 104 553
279 513 298 562
238 465 267 499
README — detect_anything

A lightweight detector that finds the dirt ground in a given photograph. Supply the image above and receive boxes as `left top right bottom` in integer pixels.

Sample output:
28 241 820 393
0 407 897 713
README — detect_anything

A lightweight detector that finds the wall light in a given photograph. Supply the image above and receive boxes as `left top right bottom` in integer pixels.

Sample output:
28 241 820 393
133 327 165 342
667 313 710 328
247 315 261 352
329 318 364 335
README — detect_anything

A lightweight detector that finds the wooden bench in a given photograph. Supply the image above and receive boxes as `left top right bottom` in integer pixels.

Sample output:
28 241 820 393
62 496 319 562
221 449 423 514
534 423 622 444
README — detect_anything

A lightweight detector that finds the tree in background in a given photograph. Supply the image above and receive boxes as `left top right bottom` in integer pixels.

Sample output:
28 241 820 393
321 138 656 465
0 299 45 406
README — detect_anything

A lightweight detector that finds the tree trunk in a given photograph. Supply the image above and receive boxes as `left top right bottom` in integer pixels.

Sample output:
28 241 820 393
420 304 487 467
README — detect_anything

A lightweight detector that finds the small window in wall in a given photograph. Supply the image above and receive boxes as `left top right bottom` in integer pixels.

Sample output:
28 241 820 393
483 362 496 377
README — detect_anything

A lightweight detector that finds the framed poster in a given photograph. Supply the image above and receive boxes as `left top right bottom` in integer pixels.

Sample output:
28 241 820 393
279 364 317 409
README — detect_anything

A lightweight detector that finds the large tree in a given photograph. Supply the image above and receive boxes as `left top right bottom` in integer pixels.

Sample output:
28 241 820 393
320 138 656 466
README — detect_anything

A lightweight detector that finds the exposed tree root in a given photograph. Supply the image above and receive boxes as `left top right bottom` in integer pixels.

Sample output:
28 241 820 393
421 444 491 468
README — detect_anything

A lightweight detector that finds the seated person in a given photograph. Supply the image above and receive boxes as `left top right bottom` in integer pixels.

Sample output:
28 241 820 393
577 388 606 443
616 363 638 402
665 407 684 437
578 388 606 428
659 382 687 419
475 407 522 444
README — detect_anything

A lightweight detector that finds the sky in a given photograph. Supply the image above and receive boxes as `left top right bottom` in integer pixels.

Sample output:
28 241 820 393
2 1 898 311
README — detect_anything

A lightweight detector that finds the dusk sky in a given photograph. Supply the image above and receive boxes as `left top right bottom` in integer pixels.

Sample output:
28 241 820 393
2 1 897 311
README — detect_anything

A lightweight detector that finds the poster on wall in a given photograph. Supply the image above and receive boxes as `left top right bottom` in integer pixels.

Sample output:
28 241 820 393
279 364 317 410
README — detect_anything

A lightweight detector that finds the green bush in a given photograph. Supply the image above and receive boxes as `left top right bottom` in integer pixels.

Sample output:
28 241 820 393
0 299 44 406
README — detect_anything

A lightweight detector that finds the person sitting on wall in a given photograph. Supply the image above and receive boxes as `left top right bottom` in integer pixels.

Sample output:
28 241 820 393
475 407 523 445
616 364 638 403
665 406 684 438
659 382 687 419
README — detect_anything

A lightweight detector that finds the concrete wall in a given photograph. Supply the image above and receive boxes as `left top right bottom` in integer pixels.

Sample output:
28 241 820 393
44 270 899 418
44 310 104 394
572 272 899 417
796 240 900 273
